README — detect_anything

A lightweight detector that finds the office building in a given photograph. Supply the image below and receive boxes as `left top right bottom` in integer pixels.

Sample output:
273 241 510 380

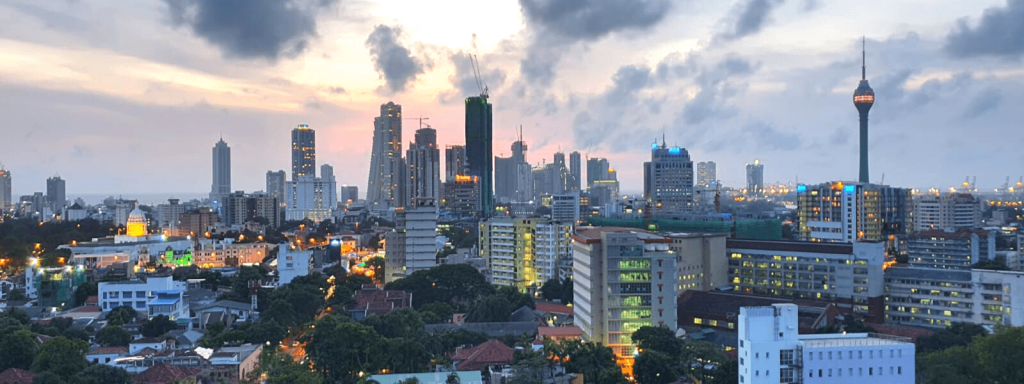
367 102 404 210
266 170 286 203
224 191 280 229
480 217 571 291
590 180 620 206
569 151 581 192
696 161 716 187
727 239 886 320
211 138 231 204
551 191 581 225
667 233 728 292
572 227 677 373
193 241 271 268
46 175 66 215
465 95 493 216
340 185 359 205
796 182 913 243
738 303 914 384
285 175 337 222
383 228 406 284
0 166 10 212
533 162 567 198
854 39 875 184
695 161 717 209
885 267 1024 328
445 145 468 182
643 141 694 215
587 158 610 188
441 175 481 218
913 193 982 231
746 159 764 196
321 164 337 201
291 124 316 179
405 128 440 207
906 229 995 270
386 198 439 283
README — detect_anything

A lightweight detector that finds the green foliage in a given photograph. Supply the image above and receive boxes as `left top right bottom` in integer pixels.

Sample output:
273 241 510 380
95 326 131 347
74 282 97 307
2 308 29 326
364 309 425 339
365 257 385 284
105 306 137 326
0 218 116 273
917 322 988 353
259 350 323 384
0 329 37 371
466 294 512 323
239 321 288 346
631 326 682 355
418 302 453 324
560 278 574 304
972 256 1009 271
31 336 88 379
439 226 476 249
260 272 327 327
816 316 876 334
498 286 535 310
384 337 432 374
75 364 132 384
385 264 494 310
633 350 679 384
305 316 386 384
7 289 27 301
507 352 548 384
539 278 561 302
139 315 177 337
680 341 726 383
559 341 620 384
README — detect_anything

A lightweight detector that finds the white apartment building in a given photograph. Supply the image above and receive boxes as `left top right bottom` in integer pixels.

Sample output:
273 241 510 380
913 193 981 231
98 275 186 313
285 175 337 222
405 198 438 275
277 246 313 285
572 227 677 372
480 217 571 291
739 303 915 384
885 267 1024 328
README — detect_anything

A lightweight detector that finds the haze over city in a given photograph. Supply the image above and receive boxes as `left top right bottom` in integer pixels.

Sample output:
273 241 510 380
2 0 1023 197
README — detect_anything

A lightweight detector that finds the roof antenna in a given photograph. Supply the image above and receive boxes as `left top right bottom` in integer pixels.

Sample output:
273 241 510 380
861 36 866 80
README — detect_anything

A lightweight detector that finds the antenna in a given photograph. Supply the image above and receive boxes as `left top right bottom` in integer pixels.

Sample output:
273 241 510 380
861 36 866 80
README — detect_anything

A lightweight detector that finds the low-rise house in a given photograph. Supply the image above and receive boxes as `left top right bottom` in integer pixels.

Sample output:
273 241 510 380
0 368 35 384
133 363 201 384
349 285 413 321
452 340 515 371
130 337 173 355
192 301 254 329
204 344 262 383
87 346 130 366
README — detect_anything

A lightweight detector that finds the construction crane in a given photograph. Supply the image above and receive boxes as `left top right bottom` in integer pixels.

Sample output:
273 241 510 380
469 54 488 99
404 116 430 129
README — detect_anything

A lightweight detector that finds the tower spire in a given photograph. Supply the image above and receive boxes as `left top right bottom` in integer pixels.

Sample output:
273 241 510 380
861 36 866 80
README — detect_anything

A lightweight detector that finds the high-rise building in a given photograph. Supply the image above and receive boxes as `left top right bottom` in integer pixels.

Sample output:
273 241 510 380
586 157 610 188
286 175 337 222
696 161 716 187
340 185 359 205
210 138 231 204
445 145 468 182
156 198 188 230
465 96 493 216
854 38 875 184
480 217 572 291
321 164 337 203
0 166 10 212
668 233 728 292
906 228 995 270
913 193 982 231
291 124 316 180
796 182 913 243
550 191 580 225
405 128 440 207
643 140 694 215
224 191 281 228
405 198 438 276
746 159 764 196
569 151 581 192
367 102 403 210
266 170 286 203
572 227 678 373
738 304 915 384
441 175 481 218
495 137 533 204
46 175 66 214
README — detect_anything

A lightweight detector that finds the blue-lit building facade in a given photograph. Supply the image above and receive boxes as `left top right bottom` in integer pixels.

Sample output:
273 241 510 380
643 141 694 216
796 182 912 245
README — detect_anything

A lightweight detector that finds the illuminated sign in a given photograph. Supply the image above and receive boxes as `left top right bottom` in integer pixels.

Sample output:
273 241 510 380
454 175 478 183
797 185 807 193
844 185 856 194
668 147 681 155
651 142 658 150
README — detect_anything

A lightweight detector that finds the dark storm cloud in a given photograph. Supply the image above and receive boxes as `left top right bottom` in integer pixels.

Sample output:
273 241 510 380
365 25 425 94
572 64 655 151
963 88 1003 119
715 0 786 43
945 0 1024 59
163 0 337 62
517 0 672 85
603 65 652 104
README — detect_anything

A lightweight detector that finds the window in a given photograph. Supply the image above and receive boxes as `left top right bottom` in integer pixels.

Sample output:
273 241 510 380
849 368 853 376
829 351 832 360
890 367 894 375
818 369 822 378
755 371 759 377
809 352 813 361
818 352 822 360
741 358 744 365
838 368 842 377
809 371 813 378
828 369 832 377
756 352 759 359
767 352 770 359
740 340 744 347
859 368 863 376
869 350 873 359
859 351 863 359
780 350 794 365
898 366 902 375
123 291 132 298
869 368 873 376
849 351 853 359
890 350 894 358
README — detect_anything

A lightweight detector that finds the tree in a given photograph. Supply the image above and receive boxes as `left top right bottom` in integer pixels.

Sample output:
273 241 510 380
539 278 562 302
467 295 512 323
919 345 985 384
306 316 387 384
31 371 67 384
384 337 431 374
633 350 679 384
365 257 385 283
364 309 425 339
679 341 725 384
76 364 132 384
418 302 453 324
559 278 574 304
507 352 548 384
31 336 88 379
2 308 30 325
241 321 287 346
74 282 97 307
972 326 1024 384
498 286 535 310
259 350 323 384
385 264 494 309
563 342 619 384
631 326 682 355
708 359 738 384
139 315 177 337
105 306 137 327
917 322 988 353
0 329 37 371
96 326 131 347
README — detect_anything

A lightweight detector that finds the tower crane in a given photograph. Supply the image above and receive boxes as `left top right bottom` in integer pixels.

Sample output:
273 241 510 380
469 54 488 99
404 116 430 129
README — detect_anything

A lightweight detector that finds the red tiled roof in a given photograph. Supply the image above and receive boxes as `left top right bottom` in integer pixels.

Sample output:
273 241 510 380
86 295 99 304
133 363 200 384
352 289 412 315
452 340 515 371
535 302 573 315
88 346 129 356
0 368 35 384
537 326 582 338
870 323 936 343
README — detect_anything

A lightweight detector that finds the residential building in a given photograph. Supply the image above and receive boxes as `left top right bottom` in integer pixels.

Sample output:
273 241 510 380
738 303 914 384
210 138 231 204
25 265 87 310
914 193 982 231
383 228 406 284
796 182 913 243
156 199 188 230
179 208 218 236
465 95 493 216
224 192 279 228
386 198 439 283
643 141 694 215
277 246 313 285
572 227 678 373
726 239 887 320
266 170 286 219
291 124 316 179
340 185 359 205
350 285 413 321
480 218 571 291
0 166 11 212
148 290 188 321
696 161 716 187
445 145 468 182
667 233 728 292
746 159 764 196
586 157 612 188
46 175 66 215
405 128 441 207
367 102 404 210
442 175 481 218
97 275 186 313
192 241 270 268
885 267 1024 328
207 344 262 383
194 301 256 330
906 228 995 270
550 191 581 225
285 175 337 222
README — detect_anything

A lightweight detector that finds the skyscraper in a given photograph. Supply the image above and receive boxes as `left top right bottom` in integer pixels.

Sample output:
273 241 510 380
445 145 467 182
210 138 231 203
696 161 717 187
745 159 764 196
586 157 611 188
854 38 875 184
266 170 286 203
367 102 403 210
796 181 912 243
291 124 316 180
405 128 440 207
643 140 694 215
46 175 65 214
321 164 337 203
569 151 581 191
0 166 10 212
340 185 359 205
495 136 532 203
465 96 493 216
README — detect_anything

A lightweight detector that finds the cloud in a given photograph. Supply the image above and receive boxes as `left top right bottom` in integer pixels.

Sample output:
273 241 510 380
440 49 507 104
741 121 802 150
829 127 850 145
572 64 655 151
518 0 673 85
327 86 346 95
682 56 758 125
163 0 336 62
963 88 1003 118
715 0 786 43
365 25 425 93
945 0 1024 59
801 0 821 12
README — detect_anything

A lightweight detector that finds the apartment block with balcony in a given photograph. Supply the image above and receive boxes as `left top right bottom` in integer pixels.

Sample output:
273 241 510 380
884 267 1024 328
480 217 571 291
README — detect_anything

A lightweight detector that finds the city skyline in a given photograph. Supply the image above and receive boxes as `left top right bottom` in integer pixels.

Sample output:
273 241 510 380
2 1 1023 196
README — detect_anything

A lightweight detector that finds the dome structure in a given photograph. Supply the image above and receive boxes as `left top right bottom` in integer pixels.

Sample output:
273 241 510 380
126 207 148 237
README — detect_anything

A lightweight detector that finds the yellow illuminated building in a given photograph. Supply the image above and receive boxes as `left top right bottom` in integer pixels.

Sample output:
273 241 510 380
126 207 148 237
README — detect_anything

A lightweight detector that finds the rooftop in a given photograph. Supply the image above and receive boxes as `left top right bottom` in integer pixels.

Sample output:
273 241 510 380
0 368 35 384
800 333 912 348
572 227 667 244
726 239 854 255
453 340 516 371
133 363 200 384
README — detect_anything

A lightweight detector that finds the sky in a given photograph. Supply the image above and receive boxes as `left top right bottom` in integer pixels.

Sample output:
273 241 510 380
2 0 1024 200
